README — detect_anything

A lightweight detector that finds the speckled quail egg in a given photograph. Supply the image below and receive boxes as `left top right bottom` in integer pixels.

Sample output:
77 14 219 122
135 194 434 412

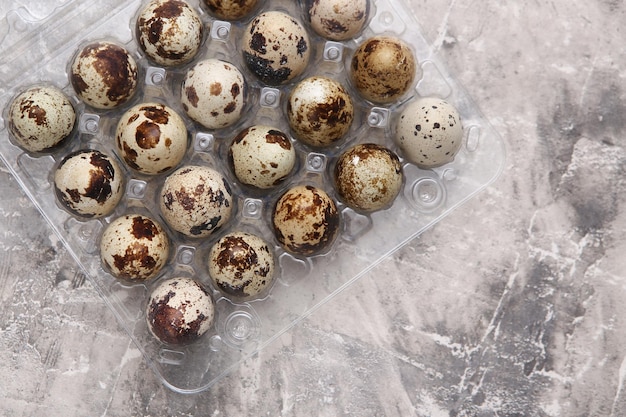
307 0 369 41
350 36 417 104
181 59 247 130
287 76 354 148
116 102 188 175
137 0 204 67
100 214 170 282
394 97 463 168
54 149 124 218
70 41 138 109
203 0 259 20
334 143 403 212
146 276 215 345
7 85 76 153
160 165 234 238
242 11 311 86
229 125 296 189
208 231 275 299
272 185 340 256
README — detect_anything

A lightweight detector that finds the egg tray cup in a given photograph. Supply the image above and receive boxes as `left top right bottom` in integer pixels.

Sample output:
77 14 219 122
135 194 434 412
0 0 505 393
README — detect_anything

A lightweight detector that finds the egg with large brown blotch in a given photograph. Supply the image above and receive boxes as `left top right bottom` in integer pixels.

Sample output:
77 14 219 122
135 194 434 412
137 0 204 67
203 0 259 20
146 277 215 345
100 214 170 282
116 102 188 175
272 185 340 256
394 97 463 168
7 85 76 153
54 149 124 218
208 232 275 299
334 143 403 212
159 165 234 238
242 11 311 86
181 59 247 130
307 0 369 41
287 76 354 148
70 41 138 109
350 36 417 104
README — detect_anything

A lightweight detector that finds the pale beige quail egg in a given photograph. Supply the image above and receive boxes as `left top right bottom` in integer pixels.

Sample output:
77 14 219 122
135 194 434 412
307 0 369 41
116 102 188 175
203 0 259 20
394 97 463 168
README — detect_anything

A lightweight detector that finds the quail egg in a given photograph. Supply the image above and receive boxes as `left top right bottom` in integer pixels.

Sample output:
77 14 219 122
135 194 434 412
7 85 76 153
203 0 259 20
229 125 296 189
146 276 215 345
208 231 275 299
70 41 138 109
181 59 247 130
100 214 170 282
334 143 403 212
394 97 463 168
160 165 234 238
54 149 124 218
306 0 369 41
137 0 204 67
242 11 311 86
272 185 340 256
350 36 417 104
287 76 354 148
116 102 188 175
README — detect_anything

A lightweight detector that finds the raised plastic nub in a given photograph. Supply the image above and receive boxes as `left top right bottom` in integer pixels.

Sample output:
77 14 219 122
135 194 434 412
145 67 166 86
323 41 344 62
211 21 231 41
306 153 327 172
367 107 390 128
127 179 147 199
194 132 214 152
223 311 258 347
260 87 280 108
79 113 100 134
243 198 263 219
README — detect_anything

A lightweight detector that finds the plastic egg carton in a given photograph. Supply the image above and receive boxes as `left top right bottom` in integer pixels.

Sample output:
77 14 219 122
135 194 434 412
0 0 505 393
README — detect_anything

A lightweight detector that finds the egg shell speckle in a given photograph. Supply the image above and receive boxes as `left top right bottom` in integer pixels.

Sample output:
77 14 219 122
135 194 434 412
146 277 215 345
229 125 296 189
116 102 188 175
70 41 138 109
203 0 259 20
160 165 234 238
100 214 170 282
208 232 275 298
181 59 247 130
307 0 369 41
350 36 417 104
54 149 124 218
272 185 340 256
137 0 204 67
395 97 463 168
287 76 354 148
242 11 311 86
8 85 76 153
334 143 403 212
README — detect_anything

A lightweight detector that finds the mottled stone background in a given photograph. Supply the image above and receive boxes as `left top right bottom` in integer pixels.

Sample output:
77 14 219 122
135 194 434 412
1 0 625 416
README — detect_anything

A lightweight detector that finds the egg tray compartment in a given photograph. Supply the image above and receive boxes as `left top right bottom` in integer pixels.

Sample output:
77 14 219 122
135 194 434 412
0 0 505 393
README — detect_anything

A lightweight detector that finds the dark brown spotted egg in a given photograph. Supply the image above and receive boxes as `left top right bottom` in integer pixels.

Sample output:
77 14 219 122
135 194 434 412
54 149 124 218
70 41 138 109
137 0 204 67
7 85 76 153
334 143 403 212
272 185 340 256
146 277 215 345
287 76 354 148
159 165 234 238
229 125 296 189
208 232 275 299
203 0 259 20
350 36 417 104
116 102 188 175
242 11 311 86
394 97 463 168
181 59 247 130
100 214 170 282
307 0 369 41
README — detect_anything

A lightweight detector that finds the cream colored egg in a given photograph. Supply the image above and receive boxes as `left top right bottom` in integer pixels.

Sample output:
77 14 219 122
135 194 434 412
307 0 369 41
203 0 259 20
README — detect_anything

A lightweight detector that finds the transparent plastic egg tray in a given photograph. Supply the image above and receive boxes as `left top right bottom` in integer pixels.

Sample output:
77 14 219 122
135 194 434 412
0 0 505 393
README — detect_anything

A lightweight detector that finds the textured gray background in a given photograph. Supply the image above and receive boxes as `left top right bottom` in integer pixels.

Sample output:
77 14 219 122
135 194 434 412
2 0 626 415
